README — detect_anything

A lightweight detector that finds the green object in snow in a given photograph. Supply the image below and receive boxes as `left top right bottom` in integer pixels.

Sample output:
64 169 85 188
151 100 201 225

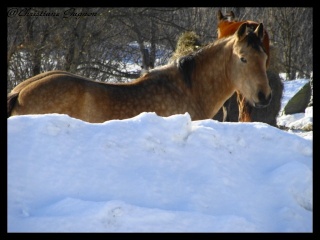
283 81 311 115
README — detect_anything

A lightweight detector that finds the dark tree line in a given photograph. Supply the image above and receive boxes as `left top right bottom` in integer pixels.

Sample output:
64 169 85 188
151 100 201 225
7 7 313 93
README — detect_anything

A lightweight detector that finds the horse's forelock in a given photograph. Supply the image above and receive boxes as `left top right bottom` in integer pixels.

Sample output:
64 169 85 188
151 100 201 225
245 31 265 53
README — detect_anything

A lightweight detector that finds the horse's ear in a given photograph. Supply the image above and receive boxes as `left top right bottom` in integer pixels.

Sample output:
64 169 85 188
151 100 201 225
254 23 264 42
217 10 224 22
236 22 248 41
229 11 235 20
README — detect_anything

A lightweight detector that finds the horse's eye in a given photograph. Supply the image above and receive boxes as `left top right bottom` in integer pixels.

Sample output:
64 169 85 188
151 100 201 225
240 57 247 63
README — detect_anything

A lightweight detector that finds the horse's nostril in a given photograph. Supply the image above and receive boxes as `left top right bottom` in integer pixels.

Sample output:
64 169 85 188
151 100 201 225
258 91 265 102
257 91 272 107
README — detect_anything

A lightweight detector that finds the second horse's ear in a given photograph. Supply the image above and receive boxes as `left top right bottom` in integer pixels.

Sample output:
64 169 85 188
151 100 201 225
217 10 224 22
229 11 235 20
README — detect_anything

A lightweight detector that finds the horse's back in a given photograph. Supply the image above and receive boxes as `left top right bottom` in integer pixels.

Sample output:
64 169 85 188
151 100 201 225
8 68 197 122
8 71 172 122
10 70 74 94
9 72 102 120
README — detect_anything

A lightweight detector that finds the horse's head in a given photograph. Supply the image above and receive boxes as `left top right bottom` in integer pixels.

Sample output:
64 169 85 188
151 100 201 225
229 22 272 108
217 10 270 68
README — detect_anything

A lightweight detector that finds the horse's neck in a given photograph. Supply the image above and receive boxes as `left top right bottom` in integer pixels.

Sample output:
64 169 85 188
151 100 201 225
196 39 233 88
192 40 236 117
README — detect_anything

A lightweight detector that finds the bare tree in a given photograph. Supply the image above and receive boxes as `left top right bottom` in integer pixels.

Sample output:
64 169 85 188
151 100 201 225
269 8 312 79
7 7 313 93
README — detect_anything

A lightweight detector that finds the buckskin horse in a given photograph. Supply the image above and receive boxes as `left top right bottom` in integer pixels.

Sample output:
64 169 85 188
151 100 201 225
8 23 271 123
217 10 271 122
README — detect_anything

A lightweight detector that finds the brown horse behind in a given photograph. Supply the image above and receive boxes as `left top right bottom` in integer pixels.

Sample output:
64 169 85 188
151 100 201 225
8 23 271 123
217 10 271 122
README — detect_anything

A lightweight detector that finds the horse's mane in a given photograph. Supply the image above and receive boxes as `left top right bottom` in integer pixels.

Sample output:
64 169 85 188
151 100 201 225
137 52 197 89
177 54 195 88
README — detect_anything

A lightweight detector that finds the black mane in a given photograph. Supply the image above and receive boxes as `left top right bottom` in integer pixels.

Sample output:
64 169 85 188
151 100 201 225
246 31 265 53
177 54 195 88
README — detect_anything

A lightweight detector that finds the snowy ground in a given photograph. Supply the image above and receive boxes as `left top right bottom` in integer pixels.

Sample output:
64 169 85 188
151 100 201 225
7 79 313 232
